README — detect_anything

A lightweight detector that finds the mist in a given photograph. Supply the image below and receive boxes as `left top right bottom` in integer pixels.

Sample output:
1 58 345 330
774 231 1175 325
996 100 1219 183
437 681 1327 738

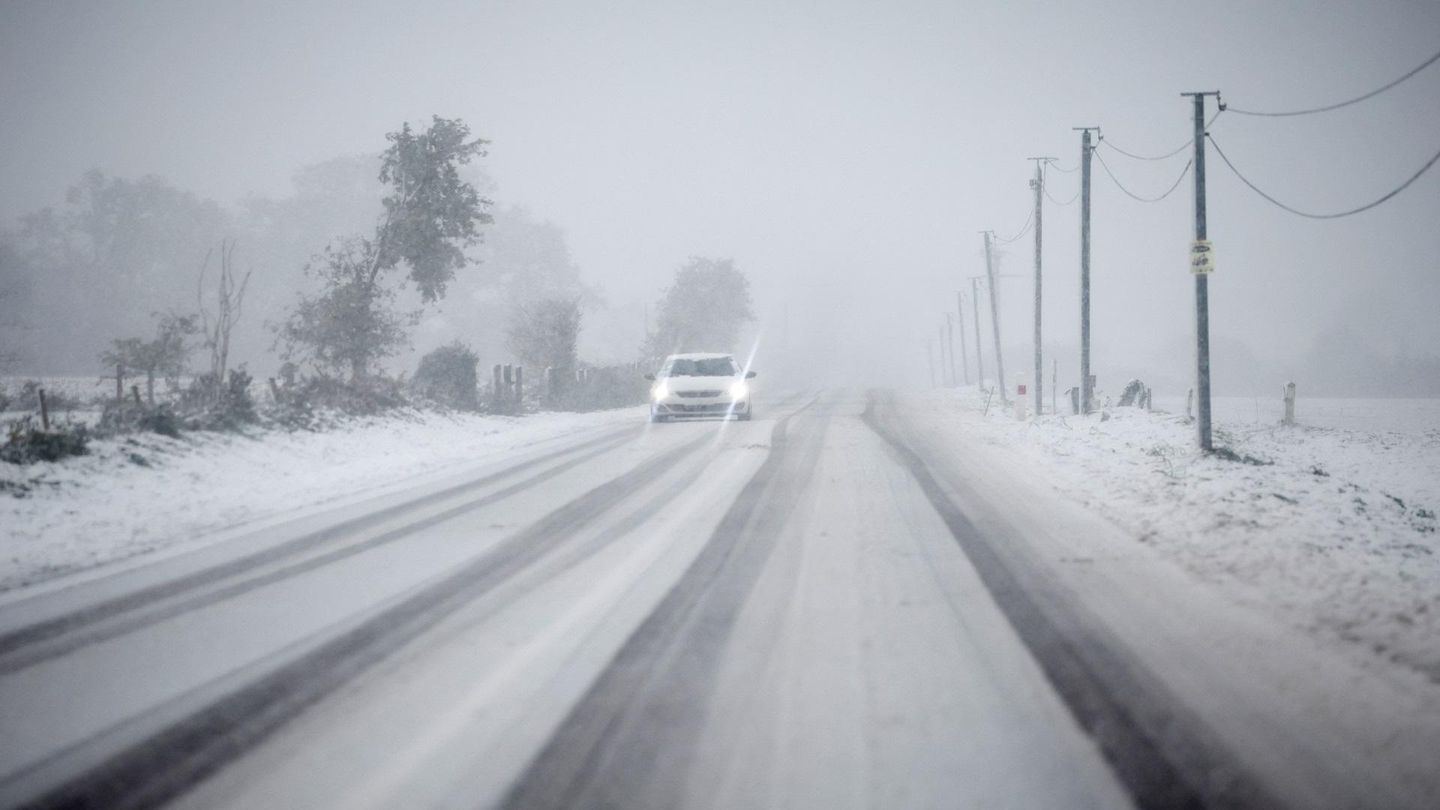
2 0 1438 397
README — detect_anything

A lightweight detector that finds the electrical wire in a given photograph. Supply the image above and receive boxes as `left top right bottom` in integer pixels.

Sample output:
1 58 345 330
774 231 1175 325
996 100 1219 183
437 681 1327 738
1044 160 1079 173
1093 149 1193 203
1206 134 1440 219
1044 185 1080 206
1225 47 1440 117
992 210 1034 244
1099 109 1224 161
1040 161 1080 206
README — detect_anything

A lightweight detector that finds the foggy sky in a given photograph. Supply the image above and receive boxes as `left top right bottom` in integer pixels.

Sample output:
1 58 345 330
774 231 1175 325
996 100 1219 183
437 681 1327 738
2 0 1438 394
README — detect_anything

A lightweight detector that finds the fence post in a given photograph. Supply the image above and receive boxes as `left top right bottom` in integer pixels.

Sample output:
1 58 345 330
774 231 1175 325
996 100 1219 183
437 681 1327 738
116 363 124 404
492 364 503 403
38 388 50 431
514 366 524 408
1283 381 1296 425
131 385 143 407
268 377 282 404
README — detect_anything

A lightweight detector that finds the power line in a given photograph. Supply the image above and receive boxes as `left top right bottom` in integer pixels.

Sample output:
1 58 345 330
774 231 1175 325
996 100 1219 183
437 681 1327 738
1225 47 1440 117
1099 109 1224 161
1040 164 1080 206
1042 159 1077 201
993 209 1034 244
1207 134 1440 219
1045 161 1079 173
1092 149 1193 203
1044 185 1080 206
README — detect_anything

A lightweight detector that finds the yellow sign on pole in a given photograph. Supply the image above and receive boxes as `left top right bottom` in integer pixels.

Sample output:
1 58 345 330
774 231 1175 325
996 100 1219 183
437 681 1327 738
1190 239 1215 274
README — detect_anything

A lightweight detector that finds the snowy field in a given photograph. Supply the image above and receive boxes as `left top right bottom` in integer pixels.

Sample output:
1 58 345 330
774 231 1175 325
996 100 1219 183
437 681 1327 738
1153 394 1440 437
905 387 1440 684
0 406 642 594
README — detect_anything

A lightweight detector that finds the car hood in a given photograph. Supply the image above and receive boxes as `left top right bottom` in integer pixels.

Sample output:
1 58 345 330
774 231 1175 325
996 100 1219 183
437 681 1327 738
658 376 738 392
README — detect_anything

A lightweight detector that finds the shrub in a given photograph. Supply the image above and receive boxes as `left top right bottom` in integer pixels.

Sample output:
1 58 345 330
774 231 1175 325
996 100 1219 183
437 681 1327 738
1 418 89 464
267 373 410 429
97 399 182 438
181 367 258 431
412 342 480 410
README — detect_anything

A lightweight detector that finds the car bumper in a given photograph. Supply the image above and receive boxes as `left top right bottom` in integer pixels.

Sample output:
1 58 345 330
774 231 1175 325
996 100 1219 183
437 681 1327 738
653 399 749 418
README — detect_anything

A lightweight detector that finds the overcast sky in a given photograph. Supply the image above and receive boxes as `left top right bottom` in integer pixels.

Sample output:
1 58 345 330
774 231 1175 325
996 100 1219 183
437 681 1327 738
2 0 1438 391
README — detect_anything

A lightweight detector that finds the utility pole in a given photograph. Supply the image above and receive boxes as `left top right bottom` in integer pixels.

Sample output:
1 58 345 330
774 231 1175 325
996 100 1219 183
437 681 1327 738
946 313 957 386
927 340 936 387
981 231 1007 405
1181 92 1220 451
938 323 949 386
955 291 971 385
1073 127 1100 414
969 277 985 389
1027 156 1053 416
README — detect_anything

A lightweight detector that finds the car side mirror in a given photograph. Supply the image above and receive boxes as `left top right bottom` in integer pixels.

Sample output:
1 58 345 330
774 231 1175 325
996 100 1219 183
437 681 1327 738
644 373 655 381
745 371 756 379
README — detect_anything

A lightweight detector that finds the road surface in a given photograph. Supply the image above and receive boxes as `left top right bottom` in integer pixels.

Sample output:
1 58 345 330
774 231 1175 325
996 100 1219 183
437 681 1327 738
0 390 1432 809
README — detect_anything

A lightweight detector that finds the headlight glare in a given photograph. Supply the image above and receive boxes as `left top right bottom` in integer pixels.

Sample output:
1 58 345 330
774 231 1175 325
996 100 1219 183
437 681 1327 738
652 380 669 401
729 380 749 400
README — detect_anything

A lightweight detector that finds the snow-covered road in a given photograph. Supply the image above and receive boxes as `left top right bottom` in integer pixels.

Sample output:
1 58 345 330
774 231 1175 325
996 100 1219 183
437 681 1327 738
0 390 1435 809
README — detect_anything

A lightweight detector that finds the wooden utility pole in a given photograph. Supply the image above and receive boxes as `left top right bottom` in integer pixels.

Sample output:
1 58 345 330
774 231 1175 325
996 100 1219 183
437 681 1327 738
981 231 1008 405
1074 127 1100 414
970 278 985 389
946 313 957 387
938 323 950 386
955 291 970 385
1027 156 1053 416
1181 92 1220 451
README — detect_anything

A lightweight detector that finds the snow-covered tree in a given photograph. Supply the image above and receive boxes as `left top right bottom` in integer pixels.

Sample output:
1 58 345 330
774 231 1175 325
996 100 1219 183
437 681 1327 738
643 257 754 359
412 341 480 410
278 117 492 380
507 297 582 377
100 312 199 405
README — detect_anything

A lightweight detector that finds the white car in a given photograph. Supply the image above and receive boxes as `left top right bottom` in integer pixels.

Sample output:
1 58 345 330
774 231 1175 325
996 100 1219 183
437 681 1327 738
645 352 756 422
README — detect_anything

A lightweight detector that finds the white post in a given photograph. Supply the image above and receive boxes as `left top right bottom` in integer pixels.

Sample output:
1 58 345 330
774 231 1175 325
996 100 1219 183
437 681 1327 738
1014 373 1028 420
1283 381 1296 425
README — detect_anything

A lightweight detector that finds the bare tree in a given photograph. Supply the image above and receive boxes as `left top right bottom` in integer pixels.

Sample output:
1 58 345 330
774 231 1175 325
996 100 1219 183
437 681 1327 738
197 239 252 393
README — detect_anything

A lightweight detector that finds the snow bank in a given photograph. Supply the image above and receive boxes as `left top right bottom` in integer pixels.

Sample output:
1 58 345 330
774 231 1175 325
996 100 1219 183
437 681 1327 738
905 389 1440 683
0 407 641 593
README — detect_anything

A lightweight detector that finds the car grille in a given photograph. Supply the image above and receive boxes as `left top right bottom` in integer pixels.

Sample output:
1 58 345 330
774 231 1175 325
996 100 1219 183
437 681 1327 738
675 390 724 398
669 403 734 413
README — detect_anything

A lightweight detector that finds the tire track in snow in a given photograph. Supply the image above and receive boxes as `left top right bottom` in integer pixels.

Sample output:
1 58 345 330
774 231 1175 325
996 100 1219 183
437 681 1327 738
0 425 726 810
501 396 827 810
0 426 639 674
860 389 1278 810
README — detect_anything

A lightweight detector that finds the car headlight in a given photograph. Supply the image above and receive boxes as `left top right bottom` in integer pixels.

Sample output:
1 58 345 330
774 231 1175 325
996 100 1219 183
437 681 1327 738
652 380 669 401
729 380 749 400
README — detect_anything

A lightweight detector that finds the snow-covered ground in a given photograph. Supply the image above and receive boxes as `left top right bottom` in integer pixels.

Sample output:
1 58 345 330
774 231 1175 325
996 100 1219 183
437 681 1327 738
904 388 1440 683
0 407 642 593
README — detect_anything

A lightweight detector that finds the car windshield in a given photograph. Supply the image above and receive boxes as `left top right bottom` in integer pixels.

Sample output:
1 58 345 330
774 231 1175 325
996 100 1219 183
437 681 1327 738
663 357 738 377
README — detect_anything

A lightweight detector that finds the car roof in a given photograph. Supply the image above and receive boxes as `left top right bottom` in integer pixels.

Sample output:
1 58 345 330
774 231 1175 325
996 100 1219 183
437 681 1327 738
664 352 735 360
